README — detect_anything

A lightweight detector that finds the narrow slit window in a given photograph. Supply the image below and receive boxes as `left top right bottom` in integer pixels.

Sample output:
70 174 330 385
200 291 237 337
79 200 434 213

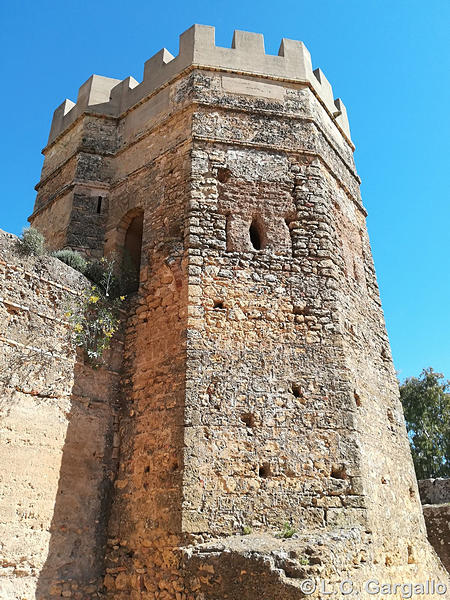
96 196 102 214
285 216 295 250
225 213 232 251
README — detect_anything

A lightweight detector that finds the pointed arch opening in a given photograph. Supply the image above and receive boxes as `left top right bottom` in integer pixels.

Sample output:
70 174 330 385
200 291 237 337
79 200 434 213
121 209 144 294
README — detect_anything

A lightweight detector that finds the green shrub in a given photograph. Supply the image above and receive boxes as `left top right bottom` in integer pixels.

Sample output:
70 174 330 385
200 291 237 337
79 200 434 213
52 249 87 273
276 521 297 539
17 227 45 256
242 525 252 535
66 284 125 365
66 255 127 365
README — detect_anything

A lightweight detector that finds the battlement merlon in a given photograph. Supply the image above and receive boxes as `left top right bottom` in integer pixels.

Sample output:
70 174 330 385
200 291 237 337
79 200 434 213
46 24 352 148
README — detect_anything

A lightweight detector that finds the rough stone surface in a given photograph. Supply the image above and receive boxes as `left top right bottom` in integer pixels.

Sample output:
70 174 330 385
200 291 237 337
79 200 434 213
1 23 447 599
419 480 450 572
420 479 450 506
0 231 122 599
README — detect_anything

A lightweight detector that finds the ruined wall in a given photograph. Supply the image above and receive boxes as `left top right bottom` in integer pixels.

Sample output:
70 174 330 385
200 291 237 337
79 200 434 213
182 71 363 539
326 170 445 587
419 479 450 572
0 231 121 599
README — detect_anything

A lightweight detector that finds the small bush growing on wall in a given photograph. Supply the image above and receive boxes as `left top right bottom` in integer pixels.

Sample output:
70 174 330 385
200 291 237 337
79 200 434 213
66 286 124 365
276 521 297 539
17 227 45 256
14 232 128 364
52 249 87 273
66 257 125 365
84 255 124 296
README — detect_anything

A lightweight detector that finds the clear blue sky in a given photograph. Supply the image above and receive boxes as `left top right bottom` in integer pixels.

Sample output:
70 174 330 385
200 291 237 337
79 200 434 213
0 0 449 380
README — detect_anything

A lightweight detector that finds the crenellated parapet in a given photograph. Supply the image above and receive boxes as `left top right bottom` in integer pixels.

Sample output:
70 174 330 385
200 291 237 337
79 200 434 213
47 24 351 146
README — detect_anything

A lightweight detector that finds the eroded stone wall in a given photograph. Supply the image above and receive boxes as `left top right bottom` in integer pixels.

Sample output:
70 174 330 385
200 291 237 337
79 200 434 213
183 146 362 537
0 231 121 599
100 106 194 598
178 72 449 598
101 68 448 598
32 115 117 257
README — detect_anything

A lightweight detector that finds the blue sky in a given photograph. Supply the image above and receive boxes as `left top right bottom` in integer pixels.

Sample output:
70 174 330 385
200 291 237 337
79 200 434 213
0 0 448 380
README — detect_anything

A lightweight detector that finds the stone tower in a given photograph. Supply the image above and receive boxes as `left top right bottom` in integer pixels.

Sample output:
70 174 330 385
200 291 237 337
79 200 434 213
29 24 448 599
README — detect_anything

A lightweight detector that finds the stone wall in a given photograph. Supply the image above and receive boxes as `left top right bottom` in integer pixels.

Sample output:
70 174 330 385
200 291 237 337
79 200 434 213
32 114 116 258
0 230 121 599
102 113 192 599
419 479 450 572
178 70 449 598
183 85 362 537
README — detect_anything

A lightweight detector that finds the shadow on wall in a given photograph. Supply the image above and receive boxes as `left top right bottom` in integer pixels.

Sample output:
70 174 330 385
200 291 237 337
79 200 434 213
35 355 121 599
107 208 144 295
124 214 144 281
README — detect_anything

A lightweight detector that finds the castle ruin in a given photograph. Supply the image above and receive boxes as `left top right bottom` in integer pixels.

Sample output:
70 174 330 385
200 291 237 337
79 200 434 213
0 24 448 599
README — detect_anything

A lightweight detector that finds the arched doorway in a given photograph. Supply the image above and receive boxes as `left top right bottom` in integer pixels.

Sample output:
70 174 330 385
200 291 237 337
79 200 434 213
121 210 144 293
